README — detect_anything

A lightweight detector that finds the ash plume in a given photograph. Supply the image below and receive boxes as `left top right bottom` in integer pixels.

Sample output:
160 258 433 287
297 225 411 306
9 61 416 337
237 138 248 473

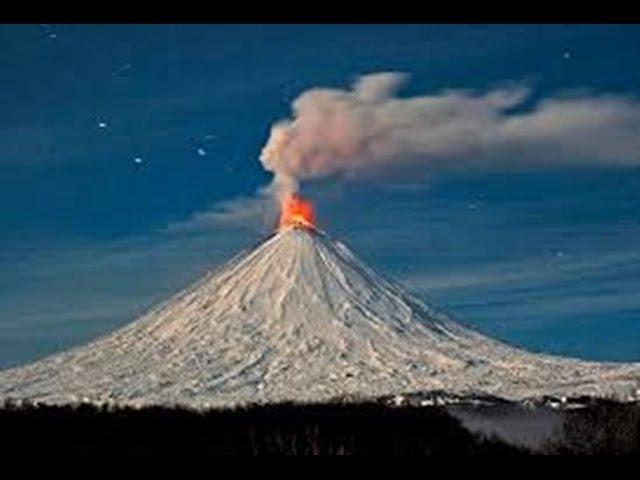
260 72 640 196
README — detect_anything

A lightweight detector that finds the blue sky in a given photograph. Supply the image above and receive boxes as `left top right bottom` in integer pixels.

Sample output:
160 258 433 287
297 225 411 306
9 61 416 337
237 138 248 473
1 24 639 368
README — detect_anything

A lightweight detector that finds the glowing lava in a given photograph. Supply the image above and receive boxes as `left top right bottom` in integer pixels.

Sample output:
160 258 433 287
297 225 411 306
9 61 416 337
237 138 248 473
278 194 317 231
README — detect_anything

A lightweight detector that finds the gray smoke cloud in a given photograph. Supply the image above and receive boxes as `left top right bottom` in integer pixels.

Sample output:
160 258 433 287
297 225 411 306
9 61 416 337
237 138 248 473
260 72 640 195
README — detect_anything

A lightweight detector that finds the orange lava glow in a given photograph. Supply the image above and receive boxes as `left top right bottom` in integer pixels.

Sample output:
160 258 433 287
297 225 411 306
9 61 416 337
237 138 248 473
278 194 317 231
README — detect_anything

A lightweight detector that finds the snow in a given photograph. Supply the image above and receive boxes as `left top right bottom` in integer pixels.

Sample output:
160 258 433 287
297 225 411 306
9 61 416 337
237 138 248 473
0 227 639 408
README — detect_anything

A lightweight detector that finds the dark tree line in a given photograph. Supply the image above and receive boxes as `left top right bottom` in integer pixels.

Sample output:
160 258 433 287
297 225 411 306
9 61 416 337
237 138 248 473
0 400 525 455
1 399 637 454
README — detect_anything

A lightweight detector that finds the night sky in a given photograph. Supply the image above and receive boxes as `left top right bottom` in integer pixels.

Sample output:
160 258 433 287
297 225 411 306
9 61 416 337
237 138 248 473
1 24 639 368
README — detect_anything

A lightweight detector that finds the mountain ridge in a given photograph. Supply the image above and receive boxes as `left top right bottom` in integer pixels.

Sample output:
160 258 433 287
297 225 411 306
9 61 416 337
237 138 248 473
0 227 638 407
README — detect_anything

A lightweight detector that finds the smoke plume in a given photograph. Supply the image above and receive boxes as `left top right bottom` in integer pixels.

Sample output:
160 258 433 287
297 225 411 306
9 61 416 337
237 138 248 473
260 72 640 196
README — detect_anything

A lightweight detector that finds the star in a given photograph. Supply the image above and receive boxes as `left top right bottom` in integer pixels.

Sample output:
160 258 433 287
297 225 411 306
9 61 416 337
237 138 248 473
39 24 58 41
112 63 132 77
563 51 572 60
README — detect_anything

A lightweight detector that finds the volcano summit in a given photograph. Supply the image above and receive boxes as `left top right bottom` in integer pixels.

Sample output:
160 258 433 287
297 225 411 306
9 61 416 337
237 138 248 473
0 222 639 407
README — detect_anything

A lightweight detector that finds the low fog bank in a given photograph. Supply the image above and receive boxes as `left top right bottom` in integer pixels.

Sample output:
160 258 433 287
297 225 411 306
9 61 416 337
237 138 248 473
448 404 563 449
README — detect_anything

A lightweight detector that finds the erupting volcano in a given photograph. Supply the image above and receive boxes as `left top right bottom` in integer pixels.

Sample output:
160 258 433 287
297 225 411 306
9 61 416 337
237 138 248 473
0 197 639 408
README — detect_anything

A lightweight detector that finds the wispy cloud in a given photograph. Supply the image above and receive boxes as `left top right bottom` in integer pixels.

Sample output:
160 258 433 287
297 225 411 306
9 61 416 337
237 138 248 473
164 194 276 233
400 249 640 293
398 246 640 340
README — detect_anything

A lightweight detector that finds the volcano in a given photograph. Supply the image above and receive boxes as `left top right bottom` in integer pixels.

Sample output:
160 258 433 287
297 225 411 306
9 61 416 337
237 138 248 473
1 225 639 407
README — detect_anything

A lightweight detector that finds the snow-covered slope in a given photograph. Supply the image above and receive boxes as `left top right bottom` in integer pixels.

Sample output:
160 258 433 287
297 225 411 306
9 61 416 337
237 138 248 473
0 227 639 407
